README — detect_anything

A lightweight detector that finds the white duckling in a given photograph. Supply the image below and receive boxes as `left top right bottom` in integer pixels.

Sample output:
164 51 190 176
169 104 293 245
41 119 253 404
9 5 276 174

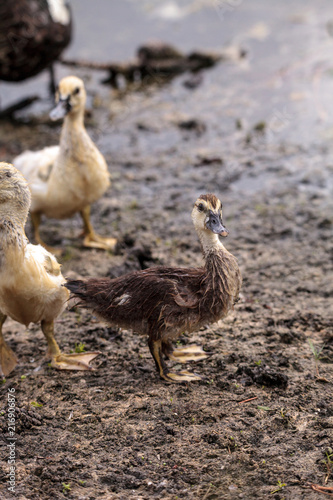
0 162 100 378
13 75 116 255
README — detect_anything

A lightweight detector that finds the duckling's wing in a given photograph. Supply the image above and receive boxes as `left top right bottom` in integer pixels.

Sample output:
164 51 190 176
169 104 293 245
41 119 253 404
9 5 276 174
25 244 62 278
172 289 199 308
41 251 62 277
14 146 59 185
66 267 203 314
5 243 68 326
141 267 202 308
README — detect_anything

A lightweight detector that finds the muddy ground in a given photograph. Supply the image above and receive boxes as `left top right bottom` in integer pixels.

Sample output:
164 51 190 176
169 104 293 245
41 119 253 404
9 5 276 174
1 2 333 499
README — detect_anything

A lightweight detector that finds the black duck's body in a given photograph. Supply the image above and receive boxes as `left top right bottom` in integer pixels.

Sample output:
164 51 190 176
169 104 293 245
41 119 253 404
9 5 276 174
0 0 71 82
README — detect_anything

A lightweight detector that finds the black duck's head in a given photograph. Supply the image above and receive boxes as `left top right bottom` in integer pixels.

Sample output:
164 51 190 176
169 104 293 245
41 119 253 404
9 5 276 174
50 75 86 121
192 194 228 237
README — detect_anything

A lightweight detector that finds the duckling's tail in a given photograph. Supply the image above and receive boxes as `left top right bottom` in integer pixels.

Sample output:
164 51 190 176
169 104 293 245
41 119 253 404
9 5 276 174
64 278 112 318
64 279 87 298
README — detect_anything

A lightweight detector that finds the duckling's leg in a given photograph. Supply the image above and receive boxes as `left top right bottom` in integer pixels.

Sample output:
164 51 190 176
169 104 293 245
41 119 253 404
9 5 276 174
0 313 18 378
31 213 62 257
162 341 211 363
148 337 201 383
80 206 117 251
41 320 101 370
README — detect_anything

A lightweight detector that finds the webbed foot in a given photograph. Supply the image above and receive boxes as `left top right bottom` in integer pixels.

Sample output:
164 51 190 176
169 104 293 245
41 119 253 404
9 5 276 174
80 206 117 252
0 342 18 378
167 344 211 363
162 370 202 383
51 351 101 371
83 234 117 252
149 338 204 383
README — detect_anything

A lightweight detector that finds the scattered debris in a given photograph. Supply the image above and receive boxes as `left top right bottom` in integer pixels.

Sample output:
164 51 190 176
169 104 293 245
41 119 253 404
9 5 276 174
234 364 289 388
194 155 223 167
177 118 206 135
61 41 245 88
0 96 39 120
183 73 203 89
308 483 333 496
238 396 258 404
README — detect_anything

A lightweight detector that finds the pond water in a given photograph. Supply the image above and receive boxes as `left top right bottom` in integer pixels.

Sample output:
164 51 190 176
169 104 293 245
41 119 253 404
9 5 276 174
1 0 333 199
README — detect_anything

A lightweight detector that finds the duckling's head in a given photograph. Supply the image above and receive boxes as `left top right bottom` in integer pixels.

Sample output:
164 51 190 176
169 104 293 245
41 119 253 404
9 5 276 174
0 163 31 224
50 76 86 121
192 194 228 239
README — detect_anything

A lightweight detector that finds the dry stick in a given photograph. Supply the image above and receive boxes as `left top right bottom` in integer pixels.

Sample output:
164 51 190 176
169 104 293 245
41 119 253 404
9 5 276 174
310 484 333 497
0 96 39 119
202 484 213 500
60 50 223 86
315 360 320 378
238 396 258 404
325 458 332 484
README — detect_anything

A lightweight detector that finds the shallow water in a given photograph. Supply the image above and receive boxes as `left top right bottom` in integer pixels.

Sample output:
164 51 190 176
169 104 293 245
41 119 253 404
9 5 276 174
1 0 333 201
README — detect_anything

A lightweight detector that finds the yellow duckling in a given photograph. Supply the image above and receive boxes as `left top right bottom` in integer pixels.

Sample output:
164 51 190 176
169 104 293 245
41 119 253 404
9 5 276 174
13 75 116 255
0 162 100 378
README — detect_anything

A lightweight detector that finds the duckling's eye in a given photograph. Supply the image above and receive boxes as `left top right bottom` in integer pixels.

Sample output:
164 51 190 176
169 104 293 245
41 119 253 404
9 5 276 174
73 87 80 95
197 203 204 212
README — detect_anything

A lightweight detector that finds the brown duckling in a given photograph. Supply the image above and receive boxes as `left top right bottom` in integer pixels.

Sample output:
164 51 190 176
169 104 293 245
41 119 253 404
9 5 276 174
0 162 100 377
65 194 242 382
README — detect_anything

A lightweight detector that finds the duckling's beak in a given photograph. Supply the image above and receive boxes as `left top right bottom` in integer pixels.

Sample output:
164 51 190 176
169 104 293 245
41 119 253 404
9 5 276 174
50 97 71 121
206 210 229 237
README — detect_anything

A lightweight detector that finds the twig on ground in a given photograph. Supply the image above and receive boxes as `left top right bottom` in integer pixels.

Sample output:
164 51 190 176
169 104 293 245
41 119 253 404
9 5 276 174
238 396 258 404
309 484 333 496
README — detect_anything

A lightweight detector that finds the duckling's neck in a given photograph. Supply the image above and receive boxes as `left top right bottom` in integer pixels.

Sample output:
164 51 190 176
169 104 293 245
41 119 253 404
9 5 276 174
197 229 226 258
58 110 89 161
198 229 241 307
0 217 26 260
63 108 85 130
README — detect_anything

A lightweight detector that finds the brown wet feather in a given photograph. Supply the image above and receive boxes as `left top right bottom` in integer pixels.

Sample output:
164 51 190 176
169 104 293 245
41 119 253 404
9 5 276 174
66 248 241 343
66 193 241 381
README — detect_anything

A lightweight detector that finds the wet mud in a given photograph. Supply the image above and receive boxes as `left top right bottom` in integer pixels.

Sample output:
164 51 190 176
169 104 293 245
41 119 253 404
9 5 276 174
0 1 333 499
